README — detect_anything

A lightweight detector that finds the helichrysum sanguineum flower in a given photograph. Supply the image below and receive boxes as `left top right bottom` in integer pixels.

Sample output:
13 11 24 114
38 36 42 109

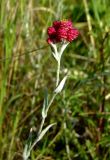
47 20 79 44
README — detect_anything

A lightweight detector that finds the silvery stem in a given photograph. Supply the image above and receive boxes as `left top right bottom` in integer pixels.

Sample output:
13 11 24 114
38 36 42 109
38 117 45 136
29 94 56 153
56 60 60 87
38 93 56 136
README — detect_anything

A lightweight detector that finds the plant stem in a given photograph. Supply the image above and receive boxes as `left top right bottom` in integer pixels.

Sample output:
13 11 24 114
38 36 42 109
96 33 107 153
64 122 71 160
47 94 56 112
29 94 57 153
38 93 56 136
83 0 95 58
38 117 45 135
56 60 60 87
98 42 106 137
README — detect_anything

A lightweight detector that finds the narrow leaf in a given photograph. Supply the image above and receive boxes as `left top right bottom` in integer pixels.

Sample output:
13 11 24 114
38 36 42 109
37 123 56 142
42 89 48 118
54 75 68 93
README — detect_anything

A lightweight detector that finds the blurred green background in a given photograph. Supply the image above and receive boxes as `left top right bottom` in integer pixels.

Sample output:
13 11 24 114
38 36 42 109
0 0 110 159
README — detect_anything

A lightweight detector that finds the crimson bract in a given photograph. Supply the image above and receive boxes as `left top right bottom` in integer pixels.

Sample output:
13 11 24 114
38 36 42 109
47 20 79 44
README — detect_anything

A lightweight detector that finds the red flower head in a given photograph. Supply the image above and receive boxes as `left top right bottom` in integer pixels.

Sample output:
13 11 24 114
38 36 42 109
47 27 56 36
67 28 79 42
53 21 61 29
47 20 79 44
57 27 67 41
60 20 73 30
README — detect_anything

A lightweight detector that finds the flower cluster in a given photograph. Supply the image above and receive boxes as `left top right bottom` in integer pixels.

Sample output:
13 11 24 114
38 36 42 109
47 20 79 44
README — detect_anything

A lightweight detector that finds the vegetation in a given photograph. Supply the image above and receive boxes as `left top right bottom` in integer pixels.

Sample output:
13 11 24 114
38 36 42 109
0 0 110 159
